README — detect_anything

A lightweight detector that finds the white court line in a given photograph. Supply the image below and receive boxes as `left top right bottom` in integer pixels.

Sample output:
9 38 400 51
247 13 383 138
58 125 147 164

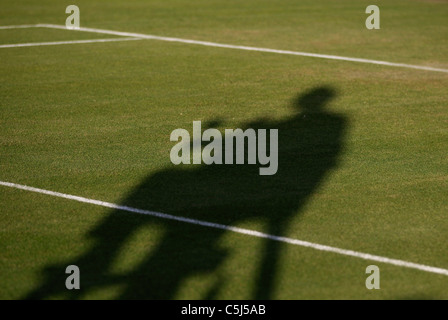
0 37 141 49
25 24 448 74
0 24 42 30
1 180 448 277
2 24 447 73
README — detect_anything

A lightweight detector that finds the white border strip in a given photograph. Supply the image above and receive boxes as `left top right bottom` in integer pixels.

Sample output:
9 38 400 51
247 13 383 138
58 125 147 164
1 180 447 277
1 24 447 73
0 37 141 49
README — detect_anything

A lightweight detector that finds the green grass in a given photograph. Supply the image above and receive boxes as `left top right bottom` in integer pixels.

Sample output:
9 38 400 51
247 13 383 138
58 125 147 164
0 0 447 299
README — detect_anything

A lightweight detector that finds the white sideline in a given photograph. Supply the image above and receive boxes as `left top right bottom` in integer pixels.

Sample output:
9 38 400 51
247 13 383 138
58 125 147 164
0 24 447 73
1 180 448 277
0 37 141 49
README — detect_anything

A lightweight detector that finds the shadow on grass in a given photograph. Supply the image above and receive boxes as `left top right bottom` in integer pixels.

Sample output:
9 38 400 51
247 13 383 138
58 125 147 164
25 86 347 299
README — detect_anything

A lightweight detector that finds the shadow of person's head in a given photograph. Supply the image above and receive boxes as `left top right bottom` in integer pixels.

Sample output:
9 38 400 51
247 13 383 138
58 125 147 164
294 86 336 114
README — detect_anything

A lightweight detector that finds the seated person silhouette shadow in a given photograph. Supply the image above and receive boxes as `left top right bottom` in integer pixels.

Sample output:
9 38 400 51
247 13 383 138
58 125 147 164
24 86 347 300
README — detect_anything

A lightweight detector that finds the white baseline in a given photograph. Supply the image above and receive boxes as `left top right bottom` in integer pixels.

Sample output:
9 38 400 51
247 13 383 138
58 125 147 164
1 180 448 277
